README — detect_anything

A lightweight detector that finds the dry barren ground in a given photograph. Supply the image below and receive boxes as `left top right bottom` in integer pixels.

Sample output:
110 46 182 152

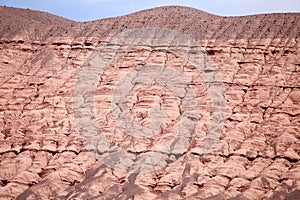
0 6 300 200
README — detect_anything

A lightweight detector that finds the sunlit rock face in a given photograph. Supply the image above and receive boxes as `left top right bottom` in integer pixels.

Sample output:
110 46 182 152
0 6 299 200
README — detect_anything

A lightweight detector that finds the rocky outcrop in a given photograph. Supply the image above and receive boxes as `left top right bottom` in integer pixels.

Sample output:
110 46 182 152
0 5 299 200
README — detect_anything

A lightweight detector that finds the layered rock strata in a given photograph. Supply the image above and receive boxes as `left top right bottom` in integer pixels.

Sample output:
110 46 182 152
0 6 299 200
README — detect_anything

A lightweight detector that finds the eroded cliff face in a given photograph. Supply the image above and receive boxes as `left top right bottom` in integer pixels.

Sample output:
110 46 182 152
0 6 299 200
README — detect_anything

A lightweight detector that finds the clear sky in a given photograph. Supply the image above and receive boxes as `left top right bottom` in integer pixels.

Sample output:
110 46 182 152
0 0 299 22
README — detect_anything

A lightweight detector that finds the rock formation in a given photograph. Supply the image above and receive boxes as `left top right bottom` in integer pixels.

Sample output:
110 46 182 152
0 5 299 199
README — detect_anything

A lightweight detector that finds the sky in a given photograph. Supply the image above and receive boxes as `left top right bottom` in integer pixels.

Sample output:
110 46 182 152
0 0 300 22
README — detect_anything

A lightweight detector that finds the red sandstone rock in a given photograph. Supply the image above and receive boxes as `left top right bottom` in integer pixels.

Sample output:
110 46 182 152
0 5 299 200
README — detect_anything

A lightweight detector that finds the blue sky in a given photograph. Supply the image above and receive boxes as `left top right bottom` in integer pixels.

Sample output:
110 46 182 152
0 0 299 22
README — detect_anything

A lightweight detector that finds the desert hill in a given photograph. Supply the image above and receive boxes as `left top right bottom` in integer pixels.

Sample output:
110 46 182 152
0 6 75 39
1 6 299 40
0 6 299 200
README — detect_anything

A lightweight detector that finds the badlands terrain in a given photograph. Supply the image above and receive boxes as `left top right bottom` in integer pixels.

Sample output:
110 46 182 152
0 5 300 199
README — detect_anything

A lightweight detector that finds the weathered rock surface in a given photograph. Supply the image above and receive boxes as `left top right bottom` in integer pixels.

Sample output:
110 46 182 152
0 5 299 200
